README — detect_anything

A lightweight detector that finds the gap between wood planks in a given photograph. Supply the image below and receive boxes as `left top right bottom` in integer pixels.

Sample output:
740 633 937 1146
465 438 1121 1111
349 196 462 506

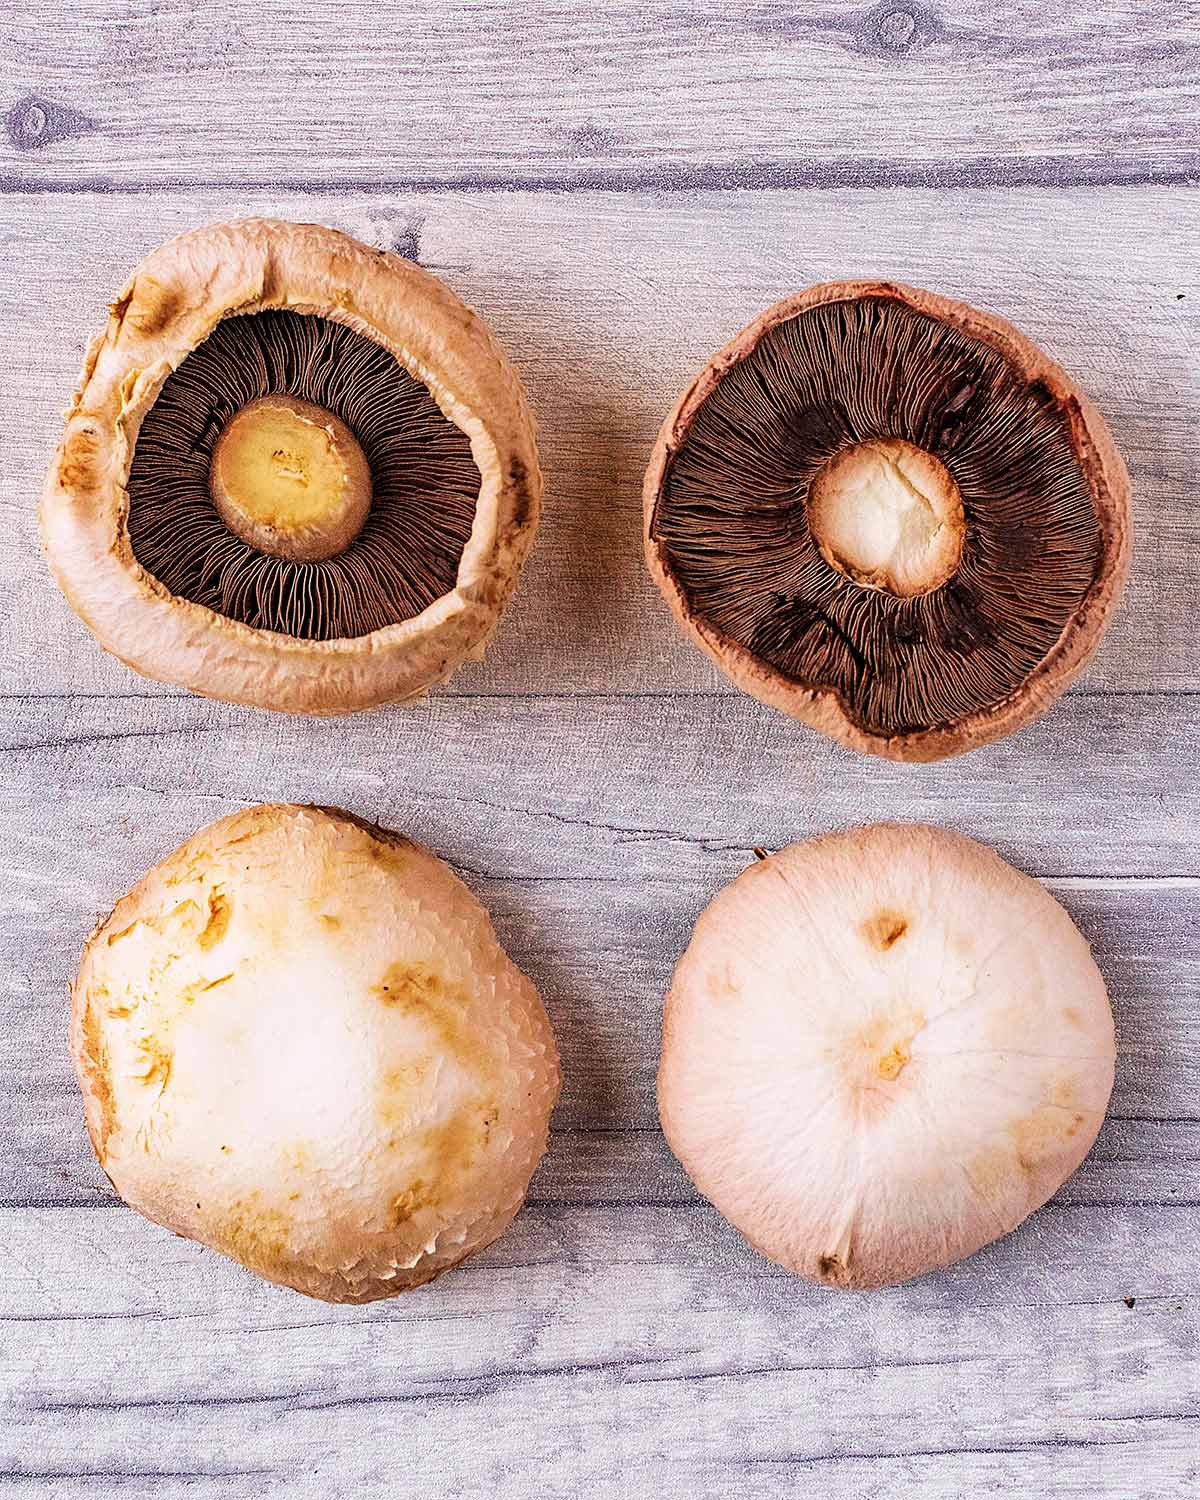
1 688 1195 701
3 155 1200 197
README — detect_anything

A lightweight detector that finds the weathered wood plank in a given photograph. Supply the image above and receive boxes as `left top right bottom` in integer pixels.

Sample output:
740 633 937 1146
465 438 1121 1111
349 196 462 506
2 693 1197 1203
5 871 1197 1195
2 693 1195 883
2 2 1199 190
0 1204 1197 1499
2 23 1198 1485
2 188 1197 697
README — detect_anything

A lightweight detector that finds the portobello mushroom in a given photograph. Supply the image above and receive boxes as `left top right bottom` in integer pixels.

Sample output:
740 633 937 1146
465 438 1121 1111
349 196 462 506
645 281 1131 760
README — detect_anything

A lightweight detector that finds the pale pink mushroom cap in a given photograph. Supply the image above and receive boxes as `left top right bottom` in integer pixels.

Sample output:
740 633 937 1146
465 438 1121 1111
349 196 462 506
658 823 1115 1289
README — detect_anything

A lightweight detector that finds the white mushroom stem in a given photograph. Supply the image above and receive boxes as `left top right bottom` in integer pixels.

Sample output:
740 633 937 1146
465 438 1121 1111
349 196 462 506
807 438 965 597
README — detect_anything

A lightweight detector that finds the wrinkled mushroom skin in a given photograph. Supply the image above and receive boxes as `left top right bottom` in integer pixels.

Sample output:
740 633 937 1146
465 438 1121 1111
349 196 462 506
72 805 561 1303
41 219 541 714
645 282 1131 761
658 824 1116 1290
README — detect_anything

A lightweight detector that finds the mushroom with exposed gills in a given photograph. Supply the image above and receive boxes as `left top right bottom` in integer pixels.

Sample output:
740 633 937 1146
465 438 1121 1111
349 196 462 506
41 219 541 714
645 281 1131 760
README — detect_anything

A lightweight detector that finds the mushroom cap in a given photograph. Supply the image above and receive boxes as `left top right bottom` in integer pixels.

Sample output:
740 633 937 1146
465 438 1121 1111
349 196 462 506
71 805 560 1303
41 219 541 715
644 281 1131 761
658 823 1115 1289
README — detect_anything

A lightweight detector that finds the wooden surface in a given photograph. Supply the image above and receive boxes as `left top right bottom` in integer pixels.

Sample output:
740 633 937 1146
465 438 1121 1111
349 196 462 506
2 4 1199 1497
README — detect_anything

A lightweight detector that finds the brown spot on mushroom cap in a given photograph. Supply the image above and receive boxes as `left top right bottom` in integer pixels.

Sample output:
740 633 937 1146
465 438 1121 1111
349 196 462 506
505 457 534 535
420 1099 498 1185
964 1144 1018 1201
391 1181 430 1224
56 426 103 493
372 962 499 1104
706 961 740 1003
197 889 231 950
123 275 184 338
842 1007 924 1099
876 1042 910 1080
645 282 1131 760
1010 1102 1088 1171
862 910 909 951
127 310 480 640
78 998 116 1159
217 1195 294 1278
134 1034 173 1093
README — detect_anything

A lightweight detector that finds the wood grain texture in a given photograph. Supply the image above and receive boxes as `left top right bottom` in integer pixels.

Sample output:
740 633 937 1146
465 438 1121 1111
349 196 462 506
2 689 1196 1500
2 4 1199 1493
2 693 1196 886
3 187 1198 700
2 2 1200 191
1 1203 1198 1499
2 698 1196 1196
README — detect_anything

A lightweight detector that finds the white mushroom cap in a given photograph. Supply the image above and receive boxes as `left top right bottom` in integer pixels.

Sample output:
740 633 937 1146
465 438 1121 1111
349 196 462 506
72 805 560 1302
658 823 1115 1289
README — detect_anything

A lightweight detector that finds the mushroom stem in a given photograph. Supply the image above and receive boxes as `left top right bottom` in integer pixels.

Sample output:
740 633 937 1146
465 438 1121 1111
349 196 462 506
210 395 372 562
807 438 965 598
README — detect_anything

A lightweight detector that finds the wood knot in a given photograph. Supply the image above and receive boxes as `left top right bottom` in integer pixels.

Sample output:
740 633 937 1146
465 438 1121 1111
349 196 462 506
569 123 613 155
877 8 917 48
5 93 97 151
390 216 424 263
857 2 938 59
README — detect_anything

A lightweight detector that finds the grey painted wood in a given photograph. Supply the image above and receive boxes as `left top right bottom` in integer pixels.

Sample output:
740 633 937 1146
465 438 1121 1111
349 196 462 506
3 187 1198 700
3 694 1196 883
2 702 1197 1211
2 792 1200 1188
2 2 1199 191
2 4 1199 1495
1 688 1197 1492
1 1203 1198 1498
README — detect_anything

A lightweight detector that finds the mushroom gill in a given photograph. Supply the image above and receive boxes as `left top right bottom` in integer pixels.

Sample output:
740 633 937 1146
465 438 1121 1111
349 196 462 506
40 219 542 714
127 310 480 641
646 283 1131 759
